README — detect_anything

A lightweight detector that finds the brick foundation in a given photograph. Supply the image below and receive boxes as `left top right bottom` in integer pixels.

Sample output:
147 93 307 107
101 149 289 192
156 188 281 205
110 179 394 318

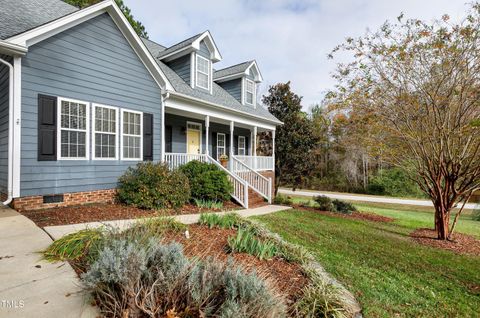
13 189 117 211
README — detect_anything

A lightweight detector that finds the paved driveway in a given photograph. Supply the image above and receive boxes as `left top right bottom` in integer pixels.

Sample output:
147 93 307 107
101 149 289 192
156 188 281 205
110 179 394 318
279 188 478 210
0 205 96 318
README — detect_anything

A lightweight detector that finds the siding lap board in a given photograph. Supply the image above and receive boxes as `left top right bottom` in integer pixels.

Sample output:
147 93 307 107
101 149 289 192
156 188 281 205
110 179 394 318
20 13 162 196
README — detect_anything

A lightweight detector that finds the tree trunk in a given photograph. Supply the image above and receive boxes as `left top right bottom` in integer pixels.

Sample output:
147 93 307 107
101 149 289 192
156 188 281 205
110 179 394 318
435 206 450 240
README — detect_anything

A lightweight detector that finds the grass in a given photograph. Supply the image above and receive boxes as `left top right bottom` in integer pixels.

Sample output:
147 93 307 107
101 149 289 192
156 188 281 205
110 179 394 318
227 228 277 260
254 209 480 317
193 198 224 210
198 212 243 229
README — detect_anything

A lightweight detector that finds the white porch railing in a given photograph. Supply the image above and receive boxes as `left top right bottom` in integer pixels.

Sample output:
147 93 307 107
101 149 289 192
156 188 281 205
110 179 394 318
206 155 249 208
164 153 206 170
235 155 274 171
232 156 272 203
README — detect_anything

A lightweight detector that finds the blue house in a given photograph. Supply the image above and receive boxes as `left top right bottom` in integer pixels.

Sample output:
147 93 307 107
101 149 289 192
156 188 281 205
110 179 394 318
0 0 280 210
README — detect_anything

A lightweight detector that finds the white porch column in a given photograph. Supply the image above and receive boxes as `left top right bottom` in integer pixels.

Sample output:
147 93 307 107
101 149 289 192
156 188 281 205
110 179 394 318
229 121 234 170
271 130 276 171
12 56 21 198
252 126 257 170
205 115 210 156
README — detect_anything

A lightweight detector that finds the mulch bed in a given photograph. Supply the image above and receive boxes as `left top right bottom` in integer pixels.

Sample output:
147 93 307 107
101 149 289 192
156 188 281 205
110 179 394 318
293 205 395 223
410 228 480 257
161 224 309 304
20 201 239 228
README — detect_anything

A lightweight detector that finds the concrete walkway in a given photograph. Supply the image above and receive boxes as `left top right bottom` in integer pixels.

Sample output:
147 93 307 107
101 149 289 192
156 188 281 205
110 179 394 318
279 188 478 210
45 205 291 240
0 205 97 318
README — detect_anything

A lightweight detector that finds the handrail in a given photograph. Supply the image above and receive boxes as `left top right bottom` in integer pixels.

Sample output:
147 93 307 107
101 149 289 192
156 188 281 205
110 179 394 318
232 156 272 203
235 155 274 171
206 155 249 208
164 153 206 170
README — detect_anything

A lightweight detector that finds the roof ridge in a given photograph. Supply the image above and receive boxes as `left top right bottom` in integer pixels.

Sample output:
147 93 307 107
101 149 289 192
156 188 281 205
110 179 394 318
214 60 253 73
164 31 203 50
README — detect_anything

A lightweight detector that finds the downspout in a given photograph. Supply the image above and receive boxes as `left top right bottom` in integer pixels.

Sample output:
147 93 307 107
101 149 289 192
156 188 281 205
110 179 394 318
0 57 14 205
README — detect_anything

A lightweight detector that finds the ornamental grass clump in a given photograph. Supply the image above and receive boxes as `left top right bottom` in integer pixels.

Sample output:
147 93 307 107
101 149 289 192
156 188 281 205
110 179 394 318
82 238 285 318
117 162 190 209
227 228 278 260
199 212 244 229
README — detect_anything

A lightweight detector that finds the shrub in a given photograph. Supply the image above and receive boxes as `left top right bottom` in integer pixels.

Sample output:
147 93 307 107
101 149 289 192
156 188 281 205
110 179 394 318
179 161 233 202
194 198 224 210
293 279 347 318
82 238 285 317
117 162 190 209
199 213 243 229
314 195 335 211
120 217 187 244
473 207 480 221
43 228 105 264
228 228 278 260
367 167 424 198
332 199 357 214
273 194 293 205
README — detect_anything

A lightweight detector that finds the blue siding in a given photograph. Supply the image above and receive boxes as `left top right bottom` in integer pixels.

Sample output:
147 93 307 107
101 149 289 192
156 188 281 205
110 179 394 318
198 41 210 58
165 113 250 156
0 55 11 195
218 78 242 103
20 13 162 196
166 54 190 86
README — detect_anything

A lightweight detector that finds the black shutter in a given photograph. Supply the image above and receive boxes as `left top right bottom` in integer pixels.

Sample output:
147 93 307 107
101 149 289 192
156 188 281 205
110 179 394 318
226 134 230 157
234 135 238 155
245 136 249 155
38 94 57 161
143 113 153 161
165 125 172 153
212 132 217 159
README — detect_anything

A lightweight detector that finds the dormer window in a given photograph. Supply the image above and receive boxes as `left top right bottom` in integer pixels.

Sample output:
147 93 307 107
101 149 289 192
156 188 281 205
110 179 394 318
196 55 210 90
245 79 255 105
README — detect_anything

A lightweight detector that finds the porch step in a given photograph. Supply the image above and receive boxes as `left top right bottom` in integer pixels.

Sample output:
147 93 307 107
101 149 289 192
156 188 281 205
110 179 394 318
248 188 268 208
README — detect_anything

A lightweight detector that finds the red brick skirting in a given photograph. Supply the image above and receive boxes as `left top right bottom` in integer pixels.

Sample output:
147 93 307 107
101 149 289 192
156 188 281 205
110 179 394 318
13 189 117 211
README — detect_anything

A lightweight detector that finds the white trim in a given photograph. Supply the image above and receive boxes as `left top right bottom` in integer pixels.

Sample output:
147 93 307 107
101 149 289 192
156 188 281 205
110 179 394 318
164 93 279 130
57 97 90 160
216 132 226 159
209 59 213 94
0 40 27 56
241 77 245 105
238 136 246 156
161 95 166 161
186 121 202 154
205 115 210 156
120 109 143 161
190 52 195 88
12 57 21 198
245 79 255 106
92 104 119 160
195 55 210 90
6 0 173 91
192 31 222 62
214 60 263 83
245 60 263 82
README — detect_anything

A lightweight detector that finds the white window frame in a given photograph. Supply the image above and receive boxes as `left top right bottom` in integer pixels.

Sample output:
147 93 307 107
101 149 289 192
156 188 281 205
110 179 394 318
245 79 256 106
216 133 226 159
185 121 203 154
92 104 119 160
120 109 143 161
196 55 210 90
57 97 90 160
238 136 246 156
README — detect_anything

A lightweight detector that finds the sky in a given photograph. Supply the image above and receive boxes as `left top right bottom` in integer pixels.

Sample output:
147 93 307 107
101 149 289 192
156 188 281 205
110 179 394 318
124 0 468 109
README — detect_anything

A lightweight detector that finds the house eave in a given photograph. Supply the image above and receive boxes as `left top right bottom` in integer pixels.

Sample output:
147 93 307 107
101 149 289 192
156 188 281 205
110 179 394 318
0 40 27 56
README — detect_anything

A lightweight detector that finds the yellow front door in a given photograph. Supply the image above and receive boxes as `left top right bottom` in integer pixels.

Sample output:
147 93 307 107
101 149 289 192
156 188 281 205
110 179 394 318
187 129 201 154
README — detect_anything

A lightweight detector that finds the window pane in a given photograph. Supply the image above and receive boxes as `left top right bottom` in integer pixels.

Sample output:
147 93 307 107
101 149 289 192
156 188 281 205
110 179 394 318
247 92 253 104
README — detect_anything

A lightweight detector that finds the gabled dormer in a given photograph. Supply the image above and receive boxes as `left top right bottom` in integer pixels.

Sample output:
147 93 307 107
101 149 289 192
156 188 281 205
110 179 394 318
157 31 221 94
214 61 263 108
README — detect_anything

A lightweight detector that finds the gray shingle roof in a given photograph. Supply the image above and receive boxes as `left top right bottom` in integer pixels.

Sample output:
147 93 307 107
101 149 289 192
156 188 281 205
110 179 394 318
0 0 78 40
156 32 203 59
141 37 166 57
143 39 279 123
214 61 252 80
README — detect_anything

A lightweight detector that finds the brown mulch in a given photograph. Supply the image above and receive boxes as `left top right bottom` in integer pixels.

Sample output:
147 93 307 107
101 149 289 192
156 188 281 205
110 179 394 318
410 228 480 257
20 201 239 228
161 224 308 303
293 205 395 223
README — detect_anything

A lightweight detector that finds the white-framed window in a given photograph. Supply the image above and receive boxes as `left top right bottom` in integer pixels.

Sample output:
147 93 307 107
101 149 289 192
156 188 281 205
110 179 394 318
238 136 246 155
196 55 210 90
121 109 143 160
245 79 255 105
217 133 226 159
57 97 89 160
93 104 118 160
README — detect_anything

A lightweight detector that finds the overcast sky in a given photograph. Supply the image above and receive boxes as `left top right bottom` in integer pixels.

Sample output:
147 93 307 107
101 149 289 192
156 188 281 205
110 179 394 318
124 0 468 108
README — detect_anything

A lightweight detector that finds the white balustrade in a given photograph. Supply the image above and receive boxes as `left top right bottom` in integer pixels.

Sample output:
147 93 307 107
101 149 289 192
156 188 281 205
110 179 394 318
232 157 272 203
235 155 274 171
164 153 206 170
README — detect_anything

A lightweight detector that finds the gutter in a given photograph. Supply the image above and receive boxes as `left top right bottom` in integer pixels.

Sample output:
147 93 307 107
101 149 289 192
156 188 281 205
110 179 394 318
0 57 14 205
164 90 283 126
0 40 27 56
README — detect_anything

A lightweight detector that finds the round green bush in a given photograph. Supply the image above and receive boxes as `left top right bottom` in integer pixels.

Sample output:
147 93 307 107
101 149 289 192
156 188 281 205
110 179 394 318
179 161 233 202
117 162 190 209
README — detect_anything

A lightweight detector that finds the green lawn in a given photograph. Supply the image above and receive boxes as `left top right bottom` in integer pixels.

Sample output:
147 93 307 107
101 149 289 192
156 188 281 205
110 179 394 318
254 208 480 317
